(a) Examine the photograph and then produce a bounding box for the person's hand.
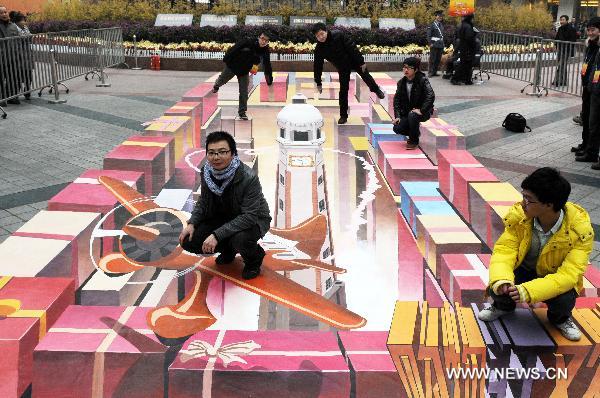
[392,118,400,125]
[411,108,422,115]
[202,234,218,254]
[360,64,366,72]
[179,224,195,245]
[316,84,322,94]
[507,285,521,303]
[497,283,511,295]
[250,64,259,75]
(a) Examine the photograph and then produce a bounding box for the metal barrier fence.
[479,30,585,97]
[0,27,125,119]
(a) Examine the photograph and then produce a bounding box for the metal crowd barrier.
[479,30,585,97]
[0,27,125,119]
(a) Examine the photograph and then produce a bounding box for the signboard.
[200,14,237,27]
[334,17,371,29]
[448,0,475,17]
[154,14,193,27]
[290,16,326,27]
[379,18,416,30]
[245,15,283,26]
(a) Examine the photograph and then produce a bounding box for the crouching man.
[478,167,594,341]
[179,131,272,280]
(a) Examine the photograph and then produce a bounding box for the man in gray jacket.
[0,5,20,106]
[179,131,272,279]
[427,10,445,77]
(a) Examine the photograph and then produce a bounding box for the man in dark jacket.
[451,14,476,85]
[427,10,445,77]
[392,57,435,150]
[0,5,19,106]
[179,131,272,279]
[212,33,273,120]
[554,15,578,86]
[312,22,385,124]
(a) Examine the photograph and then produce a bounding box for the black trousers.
[339,67,379,118]
[585,93,600,159]
[487,265,576,325]
[393,112,426,144]
[581,86,591,149]
[181,220,265,267]
[429,47,443,75]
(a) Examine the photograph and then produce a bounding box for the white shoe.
[478,306,511,322]
[554,318,581,341]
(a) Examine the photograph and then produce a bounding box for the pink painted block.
[0,277,74,398]
[329,72,356,97]
[439,253,491,305]
[419,119,466,164]
[575,297,600,308]
[103,135,175,196]
[377,141,437,195]
[582,265,600,297]
[437,149,481,200]
[144,115,193,162]
[319,81,340,99]
[424,268,448,307]
[397,208,424,301]
[33,306,166,398]
[182,82,218,125]
[173,148,205,190]
[337,331,403,398]
[260,74,288,102]
[164,101,202,148]
[349,102,372,121]
[168,330,351,398]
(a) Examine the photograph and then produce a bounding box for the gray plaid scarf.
[203,155,241,196]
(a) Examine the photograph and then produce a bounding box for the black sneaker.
[242,265,261,280]
[338,117,348,124]
[375,88,385,99]
[576,154,597,162]
[211,85,219,94]
[238,112,249,120]
[571,144,584,153]
[216,252,236,265]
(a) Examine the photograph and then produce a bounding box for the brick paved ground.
[0,68,598,266]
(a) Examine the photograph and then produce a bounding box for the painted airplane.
[96,176,366,345]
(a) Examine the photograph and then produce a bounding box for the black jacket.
[189,162,272,241]
[583,38,599,86]
[556,23,578,57]
[314,30,364,85]
[457,20,476,60]
[393,72,435,119]
[223,38,273,81]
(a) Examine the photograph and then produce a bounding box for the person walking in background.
[312,22,385,124]
[10,11,32,101]
[0,5,19,106]
[451,14,476,86]
[580,18,600,170]
[212,32,273,120]
[427,10,445,77]
[554,15,578,87]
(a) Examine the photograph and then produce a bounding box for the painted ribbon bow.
[179,340,261,367]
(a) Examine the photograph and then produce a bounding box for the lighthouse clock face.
[288,155,315,167]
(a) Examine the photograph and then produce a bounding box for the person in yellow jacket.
[478,167,594,341]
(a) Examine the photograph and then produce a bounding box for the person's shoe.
[238,112,249,120]
[571,143,584,152]
[478,306,512,322]
[375,88,385,99]
[442,73,451,80]
[24,93,31,100]
[7,98,20,105]
[575,150,586,157]
[591,161,600,170]
[338,117,348,125]
[242,264,261,280]
[554,318,581,341]
[405,141,419,150]
[215,252,236,265]
[576,154,597,162]
[464,80,474,85]
[573,115,582,125]
[211,85,219,94]
[450,80,462,85]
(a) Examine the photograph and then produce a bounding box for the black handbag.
[502,113,531,133]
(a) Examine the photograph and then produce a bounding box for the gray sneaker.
[478,306,511,322]
[554,318,581,341]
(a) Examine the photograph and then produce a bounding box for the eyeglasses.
[521,193,539,205]
[259,36,270,43]
[207,150,231,158]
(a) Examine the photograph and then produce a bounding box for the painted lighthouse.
[273,94,335,295]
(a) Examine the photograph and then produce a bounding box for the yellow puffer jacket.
[488,202,594,304]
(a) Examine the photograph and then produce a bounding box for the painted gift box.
[0,276,74,398]
[416,214,482,279]
[104,135,175,196]
[78,267,156,306]
[3,210,100,287]
[379,85,396,117]
[329,71,356,97]
[172,148,205,190]
[199,107,222,147]
[581,265,600,297]
[399,181,455,236]
[469,182,522,249]
[181,82,218,125]
[47,170,144,256]
[164,101,202,148]
[206,73,252,101]
[334,115,365,138]
[372,103,392,123]
[349,102,372,122]
[419,118,465,164]
[337,331,403,398]
[396,209,424,301]
[437,149,498,222]
[144,115,193,162]
[364,123,404,151]
[319,81,341,100]
[439,253,491,305]
[260,73,288,102]
[33,305,167,398]
[298,82,319,99]
[168,329,351,398]
[221,115,253,141]
[377,141,437,195]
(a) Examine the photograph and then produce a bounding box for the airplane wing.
[269,214,327,259]
[98,175,159,215]
[262,250,346,274]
